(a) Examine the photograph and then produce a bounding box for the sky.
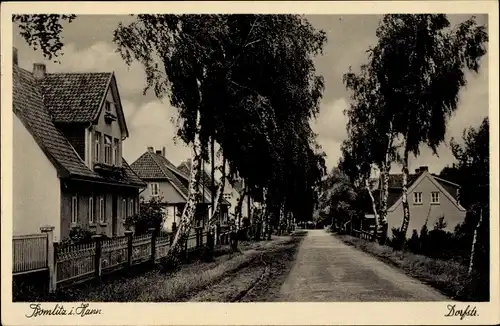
[12,14,489,175]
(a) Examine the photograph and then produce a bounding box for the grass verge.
[18,237,297,302]
[188,234,304,302]
[336,234,487,301]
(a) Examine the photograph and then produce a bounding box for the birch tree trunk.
[365,178,378,238]
[208,157,226,227]
[399,145,411,249]
[163,111,203,270]
[235,188,248,228]
[210,137,215,211]
[468,207,483,275]
[378,164,390,244]
[378,124,393,244]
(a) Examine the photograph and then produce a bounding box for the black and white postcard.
[1,1,499,325]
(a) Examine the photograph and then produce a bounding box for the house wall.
[142,180,186,204]
[161,204,184,232]
[60,180,139,240]
[387,174,466,238]
[223,184,239,217]
[13,115,61,241]
[89,85,124,166]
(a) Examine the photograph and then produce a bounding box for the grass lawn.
[335,234,487,301]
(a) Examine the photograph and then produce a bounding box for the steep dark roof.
[231,179,245,193]
[13,65,145,188]
[130,151,189,199]
[39,72,112,123]
[387,173,419,189]
[177,160,216,190]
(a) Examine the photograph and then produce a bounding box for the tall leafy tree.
[342,63,401,243]
[344,14,487,247]
[113,14,326,260]
[374,15,487,246]
[450,117,489,277]
[13,14,77,62]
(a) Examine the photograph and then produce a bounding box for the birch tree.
[344,14,487,247]
[371,15,487,246]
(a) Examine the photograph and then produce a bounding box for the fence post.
[125,230,133,269]
[149,228,157,264]
[40,225,56,293]
[92,234,103,282]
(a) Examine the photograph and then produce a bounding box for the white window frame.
[71,195,78,224]
[95,132,101,163]
[122,198,127,218]
[129,199,134,216]
[151,183,160,196]
[104,135,112,164]
[413,192,422,204]
[99,196,105,223]
[105,100,112,113]
[111,139,117,165]
[113,139,120,166]
[431,192,440,204]
[88,196,94,224]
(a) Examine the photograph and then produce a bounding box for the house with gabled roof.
[130,147,230,232]
[12,48,146,242]
[177,160,256,226]
[371,166,466,238]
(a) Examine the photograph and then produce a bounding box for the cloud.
[121,100,191,166]
[312,98,349,169]
[13,15,489,176]
[14,39,152,104]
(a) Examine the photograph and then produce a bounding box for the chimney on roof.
[162,147,166,157]
[419,166,429,173]
[415,168,420,174]
[13,47,18,66]
[147,146,154,153]
[33,63,46,79]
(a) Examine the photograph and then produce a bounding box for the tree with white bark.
[342,14,488,248]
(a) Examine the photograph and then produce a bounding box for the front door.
[112,194,118,236]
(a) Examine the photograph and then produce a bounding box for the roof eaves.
[91,72,114,123]
[109,73,130,138]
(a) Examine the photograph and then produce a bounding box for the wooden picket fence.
[13,233,48,274]
[13,224,243,294]
[13,226,224,293]
[352,229,376,241]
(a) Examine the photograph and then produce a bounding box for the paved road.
[276,229,450,301]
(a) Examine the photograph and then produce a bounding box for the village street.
[275,230,450,302]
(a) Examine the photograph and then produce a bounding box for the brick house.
[12,48,146,242]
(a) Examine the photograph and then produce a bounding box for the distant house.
[177,161,256,226]
[373,166,466,238]
[12,48,146,242]
[130,148,230,232]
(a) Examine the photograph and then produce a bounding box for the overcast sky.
[13,14,489,175]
